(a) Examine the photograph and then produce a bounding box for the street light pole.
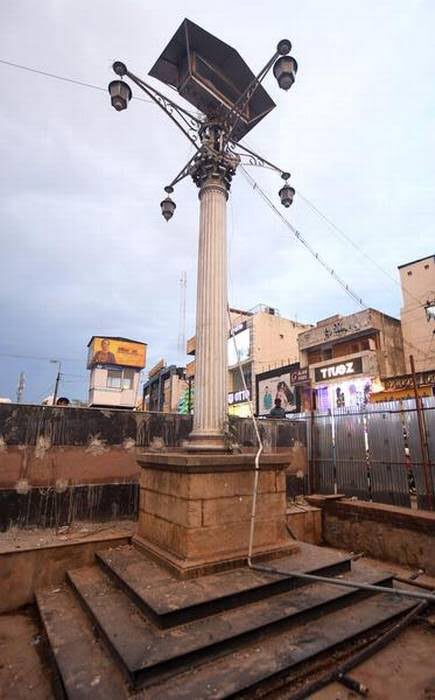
[50,360,62,406]
[108,19,298,450]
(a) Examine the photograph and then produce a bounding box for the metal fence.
[305,396,435,511]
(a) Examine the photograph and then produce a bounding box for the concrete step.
[67,562,394,689]
[36,584,129,700]
[147,583,421,699]
[96,543,353,627]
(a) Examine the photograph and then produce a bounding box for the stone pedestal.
[134,451,298,577]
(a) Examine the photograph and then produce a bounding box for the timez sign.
[314,357,363,382]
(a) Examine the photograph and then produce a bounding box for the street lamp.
[273,56,298,91]
[160,187,176,221]
[279,181,296,207]
[108,19,298,450]
[108,80,132,111]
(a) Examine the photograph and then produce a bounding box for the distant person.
[263,385,273,412]
[269,397,286,418]
[56,397,70,406]
[92,339,116,365]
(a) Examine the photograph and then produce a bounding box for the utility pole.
[50,360,62,406]
[16,371,25,404]
[410,354,434,509]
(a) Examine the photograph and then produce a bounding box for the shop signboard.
[314,357,363,382]
[290,367,310,385]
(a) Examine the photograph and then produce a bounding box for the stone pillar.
[187,175,228,451]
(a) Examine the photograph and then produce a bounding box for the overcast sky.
[1,0,434,403]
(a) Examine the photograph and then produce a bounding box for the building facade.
[187,305,311,417]
[298,309,406,411]
[399,254,435,373]
[142,360,187,413]
[87,336,146,409]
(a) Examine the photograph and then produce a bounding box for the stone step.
[36,584,129,700]
[96,542,353,627]
[146,583,421,699]
[67,562,394,690]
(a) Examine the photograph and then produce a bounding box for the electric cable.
[0,58,152,103]
[297,190,426,310]
[241,167,432,361]
[241,166,367,309]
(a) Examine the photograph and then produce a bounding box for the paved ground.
[0,609,53,700]
[312,625,435,700]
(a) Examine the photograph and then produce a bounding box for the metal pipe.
[286,600,427,700]
[228,306,264,565]
[250,562,435,603]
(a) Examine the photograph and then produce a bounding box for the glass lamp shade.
[273,56,298,91]
[279,183,295,208]
[108,80,132,111]
[160,196,176,221]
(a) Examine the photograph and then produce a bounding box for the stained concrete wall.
[0,404,307,530]
[308,496,435,575]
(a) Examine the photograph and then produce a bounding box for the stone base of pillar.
[134,451,299,578]
[183,431,228,452]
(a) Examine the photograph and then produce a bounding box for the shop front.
[312,356,373,411]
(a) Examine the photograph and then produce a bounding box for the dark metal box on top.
[149,18,275,141]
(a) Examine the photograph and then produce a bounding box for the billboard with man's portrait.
[87,337,146,369]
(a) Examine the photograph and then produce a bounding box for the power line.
[241,167,431,360]
[241,166,367,309]
[0,58,152,104]
[297,190,426,311]
[0,351,82,363]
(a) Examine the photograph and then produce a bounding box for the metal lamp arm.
[223,51,279,143]
[228,139,290,178]
[125,69,203,150]
[165,152,200,190]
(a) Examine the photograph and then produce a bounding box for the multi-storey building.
[399,254,435,373]
[186,304,311,417]
[297,309,406,411]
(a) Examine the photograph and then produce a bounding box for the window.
[107,369,122,388]
[425,264,430,270]
[407,271,412,276]
[122,369,134,390]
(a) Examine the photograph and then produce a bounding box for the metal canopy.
[149,18,275,141]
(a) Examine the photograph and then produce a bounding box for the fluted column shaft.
[188,175,228,450]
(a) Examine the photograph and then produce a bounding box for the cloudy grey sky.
[1,0,434,403]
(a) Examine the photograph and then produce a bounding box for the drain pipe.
[227,307,263,566]
[229,309,435,603]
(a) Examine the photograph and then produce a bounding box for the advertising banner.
[88,337,146,369]
[258,370,297,416]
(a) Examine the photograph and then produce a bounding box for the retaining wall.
[308,495,435,575]
[0,404,307,530]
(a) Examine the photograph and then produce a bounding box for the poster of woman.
[258,372,297,415]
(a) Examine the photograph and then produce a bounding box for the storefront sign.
[383,370,435,391]
[314,357,363,382]
[228,389,250,405]
[290,367,310,385]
